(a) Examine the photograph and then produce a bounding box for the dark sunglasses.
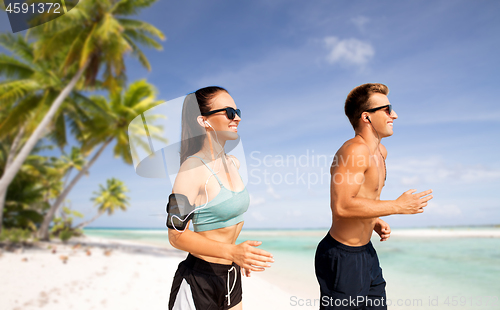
[201,107,241,120]
[365,104,392,115]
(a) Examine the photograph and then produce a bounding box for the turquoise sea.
[84,227,500,310]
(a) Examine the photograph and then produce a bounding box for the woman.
[167,86,274,310]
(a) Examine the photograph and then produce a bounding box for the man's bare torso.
[330,135,387,246]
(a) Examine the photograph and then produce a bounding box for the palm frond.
[0,79,41,104]
[123,79,155,107]
[79,24,97,70]
[118,18,165,42]
[123,29,163,50]
[112,0,157,16]
[0,34,34,63]
[45,110,67,150]
[0,54,35,79]
[123,37,151,70]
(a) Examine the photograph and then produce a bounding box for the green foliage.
[0,0,165,237]
[50,205,83,243]
[58,227,76,243]
[0,228,35,245]
[28,0,165,92]
[1,141,59,230]
[84,79,165,164]
[92,178,130,214]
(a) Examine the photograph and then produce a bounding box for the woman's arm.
[168,227,273,272]
[168,157,273,271]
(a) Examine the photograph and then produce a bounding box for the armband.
[166,193,195,230]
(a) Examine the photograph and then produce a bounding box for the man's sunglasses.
[201,107,241,120]
[365,104,393,115]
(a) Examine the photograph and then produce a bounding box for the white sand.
[387,228,500,238]
[0,236,314,310]
[4,228,495,310]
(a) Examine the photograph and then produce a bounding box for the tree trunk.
[0,123,27,232]
[37,137,113,240]
[5,122,27,171]
[74,211,104,229]
[0,63,88,234]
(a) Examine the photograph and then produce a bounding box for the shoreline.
[3,228,498,309]
[0,234,314,310]
[85,226,500,237]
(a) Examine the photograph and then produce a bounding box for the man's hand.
[374,218,391,241]
[396,189,433,214]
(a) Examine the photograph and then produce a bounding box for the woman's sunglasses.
[201,107,241,120]
[365,104,393,115]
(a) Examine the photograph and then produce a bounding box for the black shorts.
[315,233,387,310]
[168,253,242,310]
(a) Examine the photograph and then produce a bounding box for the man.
[315,83,433,309]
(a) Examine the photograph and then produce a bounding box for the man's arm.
[374,218,391,241]
[331,143,432,219]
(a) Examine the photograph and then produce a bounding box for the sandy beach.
[2,228,499,310]
[0,235,315,310]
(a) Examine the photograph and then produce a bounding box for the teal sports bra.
[187,155,250,232]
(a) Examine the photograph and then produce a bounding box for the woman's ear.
[196,115,208,128]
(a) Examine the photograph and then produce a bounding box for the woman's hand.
[230,240,274,272]
[241,267,251,277]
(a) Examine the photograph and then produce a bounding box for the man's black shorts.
[315,232,387,310]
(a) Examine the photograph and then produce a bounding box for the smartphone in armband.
[166,193,195,230]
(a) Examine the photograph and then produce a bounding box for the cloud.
[324,36,375,66]
[266,184,281,199]
[426,202,462,216]
[400,176,420,186]
[391,157,500,185]
[351,16,370,32]
[249,194,266,206]
[250,211,267,222]
[286,210,303,217]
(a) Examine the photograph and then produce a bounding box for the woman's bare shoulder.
[227,154,240,169]
[172,157,205,201]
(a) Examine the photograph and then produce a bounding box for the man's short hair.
[344,83,389,130]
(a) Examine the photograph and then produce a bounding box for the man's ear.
[196,115,208,128]
[361,112,370,123]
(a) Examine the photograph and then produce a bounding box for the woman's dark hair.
[180,86,228,164]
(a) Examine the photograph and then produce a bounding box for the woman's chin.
[218,130,239,140]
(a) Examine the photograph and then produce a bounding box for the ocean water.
[84,227,500,310]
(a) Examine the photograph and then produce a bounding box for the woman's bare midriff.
[192,221,244,265]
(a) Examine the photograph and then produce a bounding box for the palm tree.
[0,0,165,233]
[75,178,130,229]
[37,79,165,240]
[0,34,93,142]
[0,34,95,232]
[0,138,63,231]
[54,147,87,190]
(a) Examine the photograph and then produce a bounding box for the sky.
[1,0,499,229]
